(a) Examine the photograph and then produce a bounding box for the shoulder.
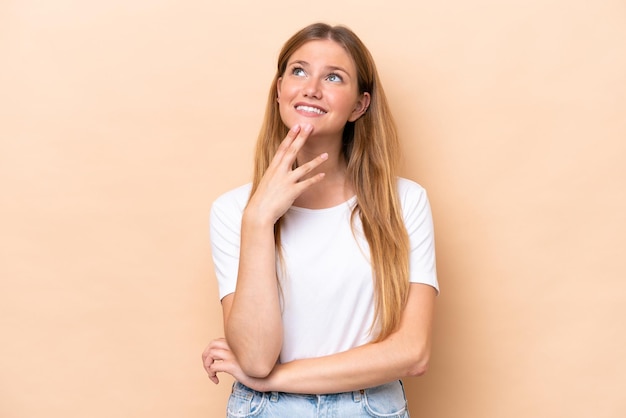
[212,183,252,211]
[395,177,433,226]
[396,176,426,194]
[210,183,252,222]
[396,177,429,207]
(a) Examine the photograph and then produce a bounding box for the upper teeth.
[297,105,326,115]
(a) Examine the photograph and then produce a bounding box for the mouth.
[295,104,327,116]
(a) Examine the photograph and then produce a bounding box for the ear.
[348,92,371,122]
[276,77,283,102]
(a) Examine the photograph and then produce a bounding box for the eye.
[326,73,343,82]
[291,67,306,77]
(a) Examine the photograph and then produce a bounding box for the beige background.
[1,0,625,417]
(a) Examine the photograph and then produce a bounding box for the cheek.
[277,80,297,99]
[332,93,358,113]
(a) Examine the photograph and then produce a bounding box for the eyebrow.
[288,60,352,78]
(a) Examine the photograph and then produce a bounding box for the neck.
[297,140,345,180]
[294,136,354,209]
[296,131,344,169]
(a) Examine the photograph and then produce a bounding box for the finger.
[207,347,233,363]
[284,124,314,162]
[205,356,220,384]
[294,172,326,193]
[203,351,230,376]
[209,358,233,376]
[209,373,219,384]
[210,337,229,349]
[270,124,302,166]
[202,338,230,384]
[202,346,210,363]
[280,124,301,149]
[202,337,227,363]
[203,349,224,373]
[292,152,328,180]
[203,356,214,375]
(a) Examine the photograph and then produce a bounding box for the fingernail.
[321,153,328,160]
[291,124,300,132]
[304,124,313,132]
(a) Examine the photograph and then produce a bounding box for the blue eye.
[292,67,306,76]
[327,73,343,82]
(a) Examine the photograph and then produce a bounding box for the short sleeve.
[209,184,252,300]
[398,178,439,293]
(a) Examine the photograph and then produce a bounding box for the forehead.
[287,39,356,72]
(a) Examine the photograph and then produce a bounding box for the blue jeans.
[226,380,410,417]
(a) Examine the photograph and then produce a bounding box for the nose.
[302,78,321,99]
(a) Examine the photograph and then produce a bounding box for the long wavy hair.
[250,23,410,341]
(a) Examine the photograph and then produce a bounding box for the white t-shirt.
[210,177,438,363]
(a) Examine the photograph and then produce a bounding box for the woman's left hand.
[202,338,268,391]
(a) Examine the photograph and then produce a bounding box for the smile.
[295,105,327,115]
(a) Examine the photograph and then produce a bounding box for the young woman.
[203,22,438,417]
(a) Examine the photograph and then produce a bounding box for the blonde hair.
[251,23,410,341]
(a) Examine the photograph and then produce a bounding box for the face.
[277,39,370,140]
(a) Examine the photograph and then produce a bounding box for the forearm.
[266,336,430,394]
[240,284,436,393]
[225,211,283,377]
[257,331,429,394]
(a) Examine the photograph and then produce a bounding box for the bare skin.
[203,283,436,393]
[202,38,436,394]
[210,40,371,378]
[202,124,437,393]
[219,123,330,378]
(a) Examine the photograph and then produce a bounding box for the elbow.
[224,328,282,379]
[240,359,275,379]
[405,348,430,377]
[233,345,279,378]
[407,358,429,377]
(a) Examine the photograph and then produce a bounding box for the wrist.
[242,207,276,229]
[259,364,281,393]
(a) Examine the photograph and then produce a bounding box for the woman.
[203,22,438,417]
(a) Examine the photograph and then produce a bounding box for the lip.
[294,102,327,116]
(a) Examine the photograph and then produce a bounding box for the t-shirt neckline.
[289,195,357,213]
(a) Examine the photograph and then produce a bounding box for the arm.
[208,283,436,393]
[221,213,281,378]
[220,124,328,377]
